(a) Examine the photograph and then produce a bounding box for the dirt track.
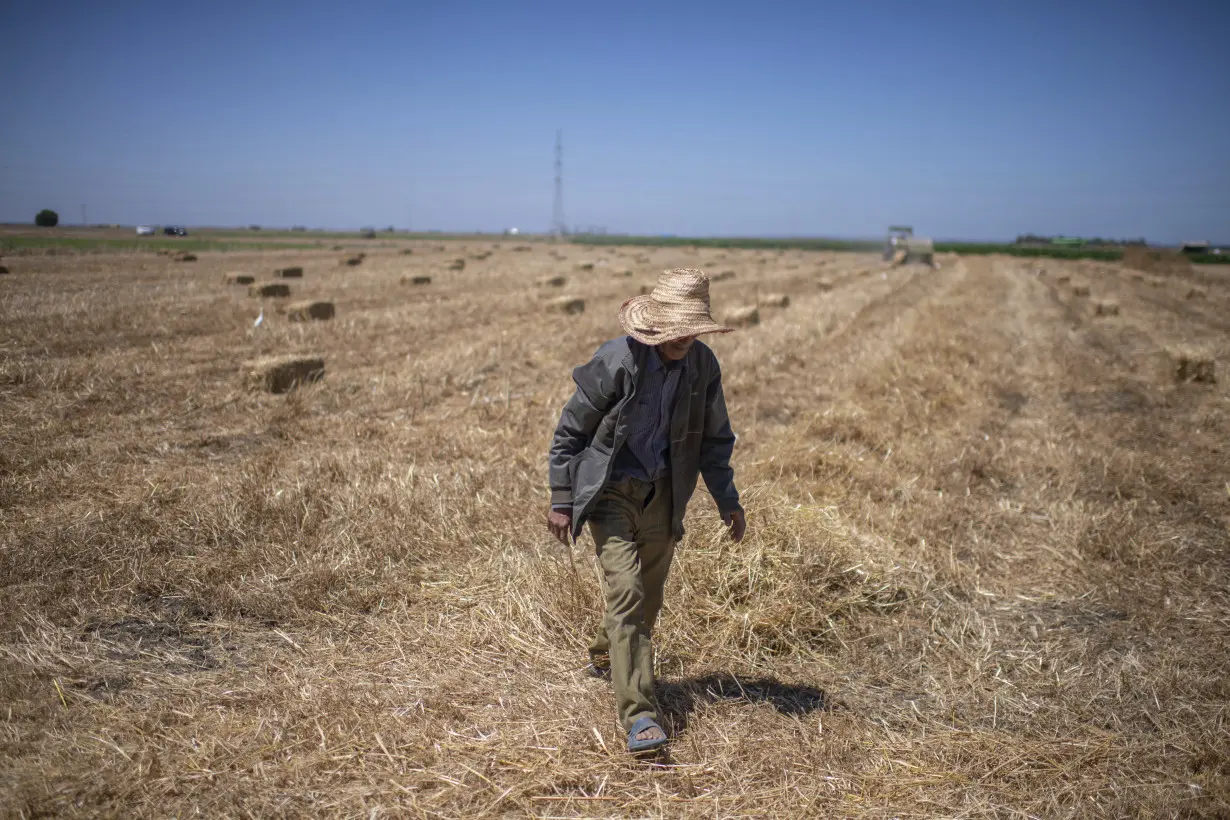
[1,243,1227,816]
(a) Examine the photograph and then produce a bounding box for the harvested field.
[0,243,1228,817]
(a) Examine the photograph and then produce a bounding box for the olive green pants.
[586,475,676,731]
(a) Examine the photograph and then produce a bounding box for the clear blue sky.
[2,0,1227,242]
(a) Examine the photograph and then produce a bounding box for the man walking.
[547,268,746,753]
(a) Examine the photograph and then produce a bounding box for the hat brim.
[618,295,734,346]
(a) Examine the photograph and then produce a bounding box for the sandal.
[586,651,611,680]
[626,716,668,753]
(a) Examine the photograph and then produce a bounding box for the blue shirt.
[610,342,687,483]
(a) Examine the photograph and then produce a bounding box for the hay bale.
[245,356,325,394]
[401,248,414,255]
[576,262,594,271]
[514,245,532,252]
[1056,275,1071,285]
[1071,284,1091,297]
[249,282,291,298]
[1187,288,1207,300]
[176,253,197,262]
[276,266,304,278]
[710,270,736,282]
[759,293,790,308]
[639,284,653,295]
[1175,352,1216,384]
[547,296,585,315]
[449,259,466,271]
[536,275,567,288]
[726,306,760,327]
[1095,301,1119,316]
[470,251,491,261]
[612,270,633,278]
[817,278,834,291]
[403,275,432,286]
[287,300,335,321]
[332,244,344,251]
[224,273,255,285]
[0,265,10,274]
[1124,245,1191,276]
[1131,273,1145,282]
[343,256,363,266]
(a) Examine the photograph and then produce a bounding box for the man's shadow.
[655,673,831,737]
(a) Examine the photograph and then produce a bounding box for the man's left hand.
[721,509,746,542]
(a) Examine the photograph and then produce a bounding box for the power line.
[552,129,566,238]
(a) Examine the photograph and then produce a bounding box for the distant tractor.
[884,225,935,267]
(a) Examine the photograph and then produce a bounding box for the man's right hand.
[547,507,573,546]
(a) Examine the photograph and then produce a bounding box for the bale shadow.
[656,674,831,736]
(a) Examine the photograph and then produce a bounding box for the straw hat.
[618,268,733,346]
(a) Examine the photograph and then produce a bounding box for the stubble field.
[1,238,1227,818]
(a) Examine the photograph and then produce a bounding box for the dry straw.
[286,301,335,322]
[1095,301,1120,316]
[546,295,585,314]
[249,282,291,298]
[726,305,761,327]
[243,355,325,393]
[2,246,1227,818]
[1174,350,1216,384]
[276,267,304,278]
[759,293,791,308]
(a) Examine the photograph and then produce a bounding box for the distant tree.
[360,228,377,239]
[35,209,59,227]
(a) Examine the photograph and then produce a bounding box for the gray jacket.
[548,336,741,540]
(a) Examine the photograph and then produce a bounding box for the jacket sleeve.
[547,350,622,506]
[699,359,741,514]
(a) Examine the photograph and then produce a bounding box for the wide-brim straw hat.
[618,268,733,346]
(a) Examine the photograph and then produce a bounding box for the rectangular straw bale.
[402,275,432,285]
[1175,352,1216,384]
[244,356,325,394]
[287,300,335,321]
[726,306,760,327]
[816,278,834,291]
[536,275,567,288]
[1071,284,1091,297]
[224,273,255,285]
[710,270,736,282]
[176,253,197,262]
[343,256,363,266]
[1056,275,1071,285]
[759,293,791,308]
[1095,301,1119,316]
[276,266,304,278]
[449,259,466,271]
[249,282,291,298]
[547,296,585,315]
[1187,288,1207,300]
